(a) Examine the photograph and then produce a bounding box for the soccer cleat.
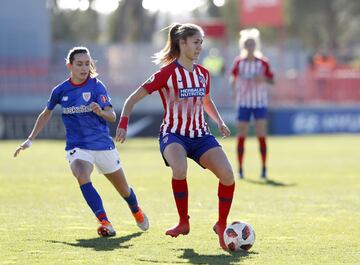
[213,222,228,250]
[97,220,116,237]
[261,167,267,179]
[238,168,244,179]
[165,217,190,237]
[133,207,149,231]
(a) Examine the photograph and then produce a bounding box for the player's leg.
[67,149,114,237]
[254,108,268,179]
[96,149,149,231]
[237,121,248,179]
[161,137,190,237]
[104,169,149,231]
[199,146,235,250]
[236,107,251,179]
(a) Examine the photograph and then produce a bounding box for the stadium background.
[1,0,360,139]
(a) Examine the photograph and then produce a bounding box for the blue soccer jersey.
[47,77,115,151]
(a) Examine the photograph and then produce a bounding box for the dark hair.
[153,23,204,65]
[66,46,98,77]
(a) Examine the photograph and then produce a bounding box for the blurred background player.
[115,23,235,250]
[229,28,274,179]
[13,46,149,237]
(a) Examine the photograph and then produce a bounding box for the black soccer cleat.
[238,168,244,179]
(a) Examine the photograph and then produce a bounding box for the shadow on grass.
[137,248,257,264]
[244,178,296,187]
[178,248,257,265]
[47,232,142,251]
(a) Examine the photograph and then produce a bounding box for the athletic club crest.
[82,92,91,102]
[100,95,107,103]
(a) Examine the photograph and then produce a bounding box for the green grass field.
[1,136,359,265]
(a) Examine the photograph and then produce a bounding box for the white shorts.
[66,148,122,174]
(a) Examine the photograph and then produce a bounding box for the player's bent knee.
[75,175,91,185]
[219,168,235,185]
[171,167,187,179]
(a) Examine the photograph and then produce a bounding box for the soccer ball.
[223,221,255,251]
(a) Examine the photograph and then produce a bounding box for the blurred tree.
[48,0,360,50]
[205,0,221,17]
[196,0,360,51]
[50,0,100,42]
[52,10,100,43]
[107,0,157,42]
[287,0,360,50]
[218,0,241,41]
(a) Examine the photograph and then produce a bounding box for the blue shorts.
[159,133,221,168]
[237,107,267,121]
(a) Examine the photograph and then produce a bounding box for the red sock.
[237,136,245,169]
[258,137,267,168]
[172,178,188,223]
[218,182,235,226]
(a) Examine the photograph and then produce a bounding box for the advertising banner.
[0,112,162,139]
[239,0,284,27]
[269,107,360,135]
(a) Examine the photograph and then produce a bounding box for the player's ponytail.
[153,23,204,66]
[66,46,98,78]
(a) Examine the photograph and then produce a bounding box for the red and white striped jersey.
[142,61,210,138]
[230,56,274,108]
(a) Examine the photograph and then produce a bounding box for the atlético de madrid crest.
[82,92,91,102]
[198,75,206,87]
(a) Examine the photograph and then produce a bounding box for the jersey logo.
[179,87,205,98]
[82,92,91,102]
[69,149,76,155]
[62,96,68,101]
[100,95,107,103]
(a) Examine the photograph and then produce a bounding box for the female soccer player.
[115,23,235,250]
[14,46,149,237]
[229,28,274,179]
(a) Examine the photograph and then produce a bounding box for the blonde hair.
[66,46,98,78]
[153,23,204,65]
[239,28,263,58]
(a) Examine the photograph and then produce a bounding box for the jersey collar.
[175,60,196,72]
[69,75,90,87]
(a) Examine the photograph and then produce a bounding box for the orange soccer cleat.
[133,207,149,231]
[97,220,116,237]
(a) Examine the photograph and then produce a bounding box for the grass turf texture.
[1,135,359,265]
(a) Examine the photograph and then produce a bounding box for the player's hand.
[218,122,231,138]
[115,127,127,143]
[90,102,103,116]
[14,139,32,157]
[254,75,265,83]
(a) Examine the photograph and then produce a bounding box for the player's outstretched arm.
[14,108,52,157]
[115,87,149,143]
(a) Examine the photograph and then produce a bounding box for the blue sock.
[123,188,139,214]
[80,182,108,222]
